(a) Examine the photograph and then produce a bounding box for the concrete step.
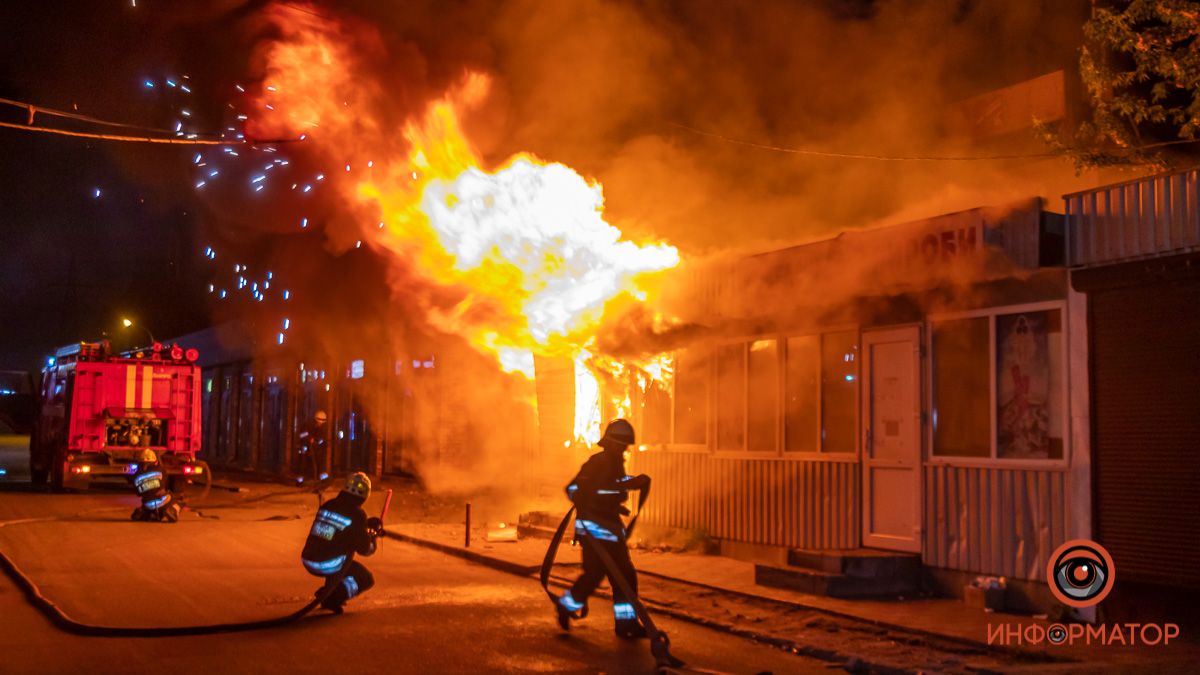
[755,563,917,599]
[787,547,920,579]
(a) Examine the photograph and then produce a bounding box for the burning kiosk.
[585,198,1089,612]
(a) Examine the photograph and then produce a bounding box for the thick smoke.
[190,1,1109,509]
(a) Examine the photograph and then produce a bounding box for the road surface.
[0,441,821,674]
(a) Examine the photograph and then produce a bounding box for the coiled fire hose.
[0,548,352,637]
[0,489,393,637]
[540,482,686,670]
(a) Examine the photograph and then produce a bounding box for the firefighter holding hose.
[300,472,382,614]
[555,419,651,639]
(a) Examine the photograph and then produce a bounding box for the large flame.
[251,4,678,385]
[247,3,680,448]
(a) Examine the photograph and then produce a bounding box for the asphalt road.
[0,442,822,674]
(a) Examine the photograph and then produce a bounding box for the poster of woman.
[996,311,1053,458]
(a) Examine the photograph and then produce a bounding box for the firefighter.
[130,449,181,523]
[300,471,382,614]
[296,410,329,485]
[555,418,651,639]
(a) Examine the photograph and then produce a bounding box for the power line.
[672,123,1200,162]
[0,96,298,145]
[0,97,194,135]
[0,120,247,145]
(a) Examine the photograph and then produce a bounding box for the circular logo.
[1047,624,1068,645]
[1047,539,1115,608]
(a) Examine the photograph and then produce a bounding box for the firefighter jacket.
[566,448,644,540]
[301,491,376,575]
[133,463,172,510]
[297,422,327,455]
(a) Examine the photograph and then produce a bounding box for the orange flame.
[253,5,678,384]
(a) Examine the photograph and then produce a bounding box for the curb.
[385,531,928,674]
[386,530,1068,669]
[383,531,541,576]
[634,567,1046,660]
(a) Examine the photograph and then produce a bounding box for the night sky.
[0,3,243,369]
[0,0,1088,372]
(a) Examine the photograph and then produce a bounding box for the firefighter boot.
[316,580,346,614]
[614,602,647,639]
[162,502,181,523]
[615,619,648,639]
[556,591,586,631]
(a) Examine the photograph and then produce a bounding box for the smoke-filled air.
[191,0,1098,496]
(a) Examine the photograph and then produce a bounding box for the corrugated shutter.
[1090,276,1200,589]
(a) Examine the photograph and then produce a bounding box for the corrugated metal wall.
[629,452,859,549]
[1066,169,1200,267]
[923,465,1066,581]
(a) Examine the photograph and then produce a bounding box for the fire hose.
[540,482,687,671]
[0,488,393,638]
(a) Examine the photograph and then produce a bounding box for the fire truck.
[30,340,204,490]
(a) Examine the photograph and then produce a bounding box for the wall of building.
[627,202,1076,584]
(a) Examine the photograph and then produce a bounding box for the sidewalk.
[387,520,1200,672]
[391,521,1000,643]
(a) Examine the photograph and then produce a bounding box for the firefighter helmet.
[314,410,328,423]
[138,449,158,464]
[601,419,636,446]
[343,472,371,499]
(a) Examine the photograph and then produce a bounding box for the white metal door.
[861,326,922,553]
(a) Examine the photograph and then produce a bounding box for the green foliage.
[1054,1,1200,171]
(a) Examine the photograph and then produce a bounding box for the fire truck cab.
[30,340,203,490]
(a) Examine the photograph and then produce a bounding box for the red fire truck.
[30,340,204,490]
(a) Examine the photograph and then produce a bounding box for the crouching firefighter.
[555,419,652,639]
[130,450,181,523]
[301,472,382,614]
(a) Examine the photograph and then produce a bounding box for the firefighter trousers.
[569,535,639,616]
[318,560,375,608]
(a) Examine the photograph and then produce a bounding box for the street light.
[120,318,156,347]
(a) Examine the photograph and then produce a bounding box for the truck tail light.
[182,465,194,474]
[185,348,199,362]
[71,465,91,474]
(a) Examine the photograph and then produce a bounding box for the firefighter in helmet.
[300,472,382,614]
[296,410,329,485]
[130,449,181,523]
[556,418,651,638]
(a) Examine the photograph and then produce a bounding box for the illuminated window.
[821,331,858,453]
[932,317,991,458]
[716,344,746,450]
[747,339,779,452]
[673,347,708,445]
[932,307,1065,461]
[784,336,819,452]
